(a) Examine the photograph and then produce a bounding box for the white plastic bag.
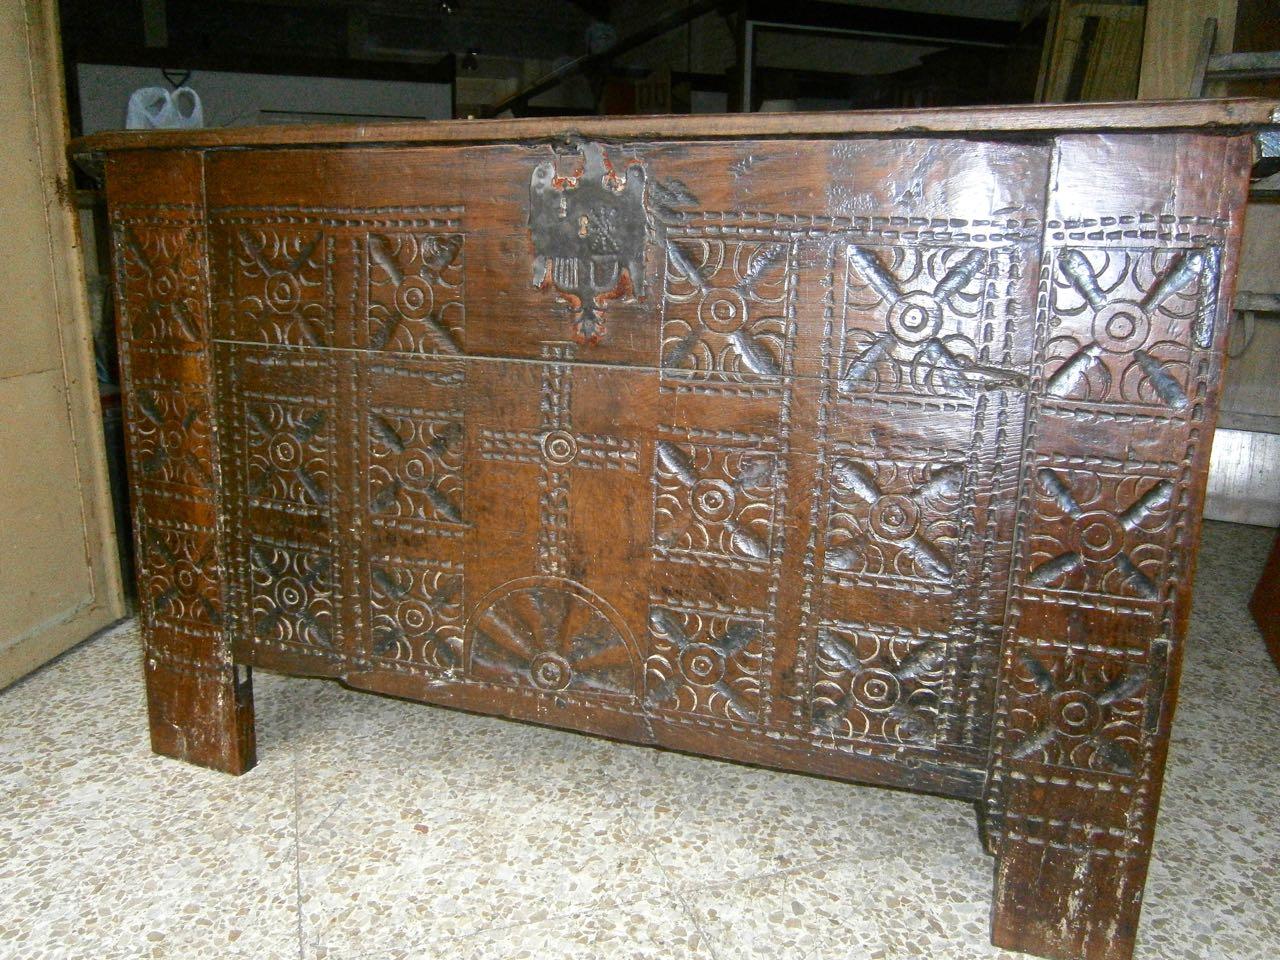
[126,86,203,130]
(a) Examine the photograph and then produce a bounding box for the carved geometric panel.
[248,535,335,652]
[1023,459,1179,610]
[820,445,968,594]
[368,556,464,672]
[367,408,464,533]
[367,232,465,354]
[227,226,333,347]
[1002,642,1148,777]
[1043,246,1218,413]
[836,243,1019,400]
[644,599,768,723]
[138,519,221,633]
[467,577,640,701]
[114,222,206,344]
[659,232,797,394]
[244,398,332,511]
[653,435,780,571]
[128,387,214,492]
[809,621,950,747]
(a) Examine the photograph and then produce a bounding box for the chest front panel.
[110,131,1241,796]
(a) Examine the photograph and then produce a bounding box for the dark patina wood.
[1252,529,1280,671]
[75,99,1276,960]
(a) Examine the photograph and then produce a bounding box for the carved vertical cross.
[478,343,639,576]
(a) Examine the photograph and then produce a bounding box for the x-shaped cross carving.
[368,415,463,524]
[811,629,946,741]
[1010,652,1145,775]
[825,457,964,581]
[237,230,328,346]
[121,225,202,341]
[367,233,463,353]
[145,528,219,625]
[655,441,771,562]
[369,565,462,658]
[1030,468,1174,599]
[663,239,789,377]
[249,545,331,645]
[1047,248,1210,409]
[840,246,1018,393]
[646,607,760,721]
[135,391,211,487]
[246,406,328,506]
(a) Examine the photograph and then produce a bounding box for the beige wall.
[0,0,124,685]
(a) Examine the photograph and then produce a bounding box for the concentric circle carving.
[851,667,902,712]
[691,478,737,524]
[886,291,943,344]
[869,494,921,542]
[1091,299,1152,354]
[541,429,579,466]
[698,290,748,334]
[678,643,727,687]
[529,651,573,690]
[395,274,435,320]
[269,434,304,472]
[265,273,302,313]
[1069,510,1127,563]
[1051,690,1103,737]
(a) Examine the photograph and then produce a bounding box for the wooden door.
[0,0,124,687]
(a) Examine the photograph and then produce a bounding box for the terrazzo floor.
[2,520,1278,960]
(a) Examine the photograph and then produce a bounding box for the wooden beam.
[71,98,1280,158]
[744,0,1020,47]
[483,0,733,117]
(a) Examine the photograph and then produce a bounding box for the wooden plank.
[71,97,1280,160]
[1217,411,1280,435]
[1138,0,1238,100]
[1204,429,1280,527]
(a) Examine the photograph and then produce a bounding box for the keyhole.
[578,214,589,237]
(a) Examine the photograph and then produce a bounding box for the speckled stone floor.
[2,520,1277,960]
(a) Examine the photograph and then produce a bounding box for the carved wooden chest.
[76,99,1277,960]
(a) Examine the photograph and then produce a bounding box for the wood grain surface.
[73,97,1278,157]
